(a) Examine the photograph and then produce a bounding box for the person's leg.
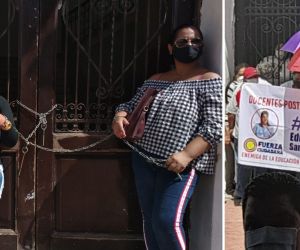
[132,152,160,250]
[151,167,199,250]
[234,138,252,202]
[225,143,235,195]
[235,163,252,200]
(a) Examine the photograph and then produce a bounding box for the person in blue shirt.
[253,111,274,139]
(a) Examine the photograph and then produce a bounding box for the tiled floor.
[225,197,244,250]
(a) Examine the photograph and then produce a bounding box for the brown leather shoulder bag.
[125,88,159,141]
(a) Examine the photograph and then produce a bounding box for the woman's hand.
[166,150,194,174]
[112,115,129,139]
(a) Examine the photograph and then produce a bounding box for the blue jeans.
[132,152,199,250]
[0,165,4,199]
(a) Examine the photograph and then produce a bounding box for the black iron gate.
[54,0,200,134]
[235,0,300,85]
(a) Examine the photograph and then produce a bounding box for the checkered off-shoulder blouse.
[115,78,223,174]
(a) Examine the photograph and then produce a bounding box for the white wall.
[189,0,223,249]
[225,0,235,83]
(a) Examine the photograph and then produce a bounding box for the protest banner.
[238,83,300,172]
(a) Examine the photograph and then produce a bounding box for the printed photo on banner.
[251,108,278,139]
[238,83,300,172]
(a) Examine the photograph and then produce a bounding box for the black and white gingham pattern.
[116,78,223,174]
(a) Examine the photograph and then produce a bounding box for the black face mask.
[172,45,203,63]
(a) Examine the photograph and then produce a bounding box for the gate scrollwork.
[55,0,169,133]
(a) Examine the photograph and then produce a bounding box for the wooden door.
[0,0,199,249]
[45,1,172,249]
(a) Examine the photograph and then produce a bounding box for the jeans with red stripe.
[132,152,199,250]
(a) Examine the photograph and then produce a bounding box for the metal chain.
[14,101,182,180]
[122,139,166,167]
[16,100,56,141]
[15,126,115,153]
[122,140,182,180]
[14,102,162,161]
[15,100,115,153]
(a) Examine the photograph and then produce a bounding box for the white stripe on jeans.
[174,168,196,250]
[0,165,4,199]
[142,213,149,250]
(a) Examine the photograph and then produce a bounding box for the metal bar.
[121,0,128,92]
[259,7,262,74]
[7,0,11,102]
[109,8,116,85]
[85,0,93,131]
[271,0,274,84]
[132,0,139,94]
[96,3,104,132]
[171,0,179,29]
[108,7,117,132]
[276,2,280,85]
[156,0,162,73]
[248,1,252,65]
[63,2,70,131]
[74,0,81,130]
[285,1,291,84]
[144,0,151,78]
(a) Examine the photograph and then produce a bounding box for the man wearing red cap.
[244,67,259,79]
[227,66,271,205]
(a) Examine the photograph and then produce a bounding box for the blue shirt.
[253,123,274,139]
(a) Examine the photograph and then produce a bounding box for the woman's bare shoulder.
[148,71,175,81]
[148,70,221,81]
[199,71,221,80]
[148,73,163,80]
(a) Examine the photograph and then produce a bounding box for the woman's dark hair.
[261,111,269,118]
[233,63,249,81]
[168,24,203,45]
[260,110,270,126]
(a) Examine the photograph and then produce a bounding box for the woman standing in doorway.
[112,24,222,250]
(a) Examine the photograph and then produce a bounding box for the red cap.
[243,67,259,79]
